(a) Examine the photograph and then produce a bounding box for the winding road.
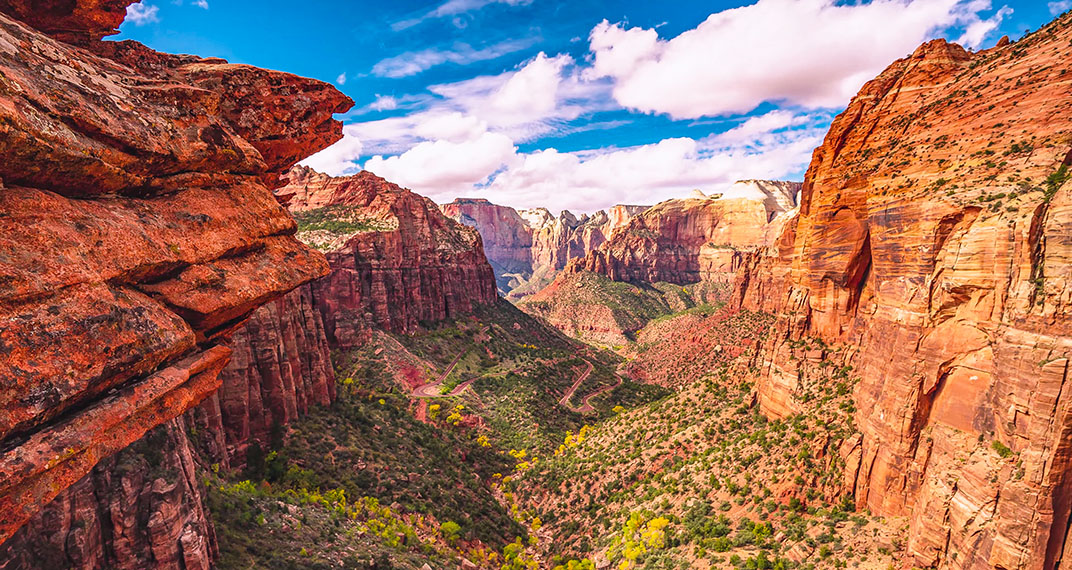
[411,350,471,398]
[410,339,622,412]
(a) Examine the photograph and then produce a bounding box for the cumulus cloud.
[304,0,1016,211]
[587,0,1010,119]
[1050,1,1072,15]
[364,131,517,192]
[193,0,208,8]
[313,52,604,167]
[332,108,825,212]
[958,4,1013,47]
[475,111,827,212]
[372,38,538,78]
[300,126,364,176]
[335,72,347,86]
[125,2,159,25]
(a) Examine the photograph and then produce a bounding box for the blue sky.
[117,0,1061,212]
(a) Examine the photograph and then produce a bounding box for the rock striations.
[440,198,648,298]
[567,180,800,285]
[729,23,1072,570]
[281,167,498,347]
[0,0,348,548]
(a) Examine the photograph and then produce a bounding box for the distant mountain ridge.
[440,198,649,298]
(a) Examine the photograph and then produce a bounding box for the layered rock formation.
[190,284,335,469]
[281,167,499,346]
[729,22,1072,569]
[439,199,534,291]
[568,180,800,285]
[0,0,348,547]
[440,198,647,297]
[0,418,216,570]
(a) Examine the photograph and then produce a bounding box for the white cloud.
[958,4,1013,47]
[393,0,532,31]
[372,38,537,78]
[125,2,159,25]
[326,108,825,213]
[473,111,826,212]
[364,131,518,192]
[369,95,397,111]
[193,0,208,8]
[587,0,1010,120]
[335,72,347,86]
[1049,1,1072,15]
[300,126,364,177]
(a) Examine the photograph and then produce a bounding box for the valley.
[0,2,1070,570]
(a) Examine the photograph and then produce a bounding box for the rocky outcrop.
[0,0,348,546]
[568,181,800,284]
[440,198,648,297]
[731,21,1072,570]
[281,167,499,346]
[0,418,216,570]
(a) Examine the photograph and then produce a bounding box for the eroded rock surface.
[568,181,800,285]
[732,25,1072,569]
[280,167,499,346]
[0,0,349,544]
[440,198,648,298]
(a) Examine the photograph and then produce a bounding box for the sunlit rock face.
[280,167,499,347]
[441,198,649,298]
[732,23,1072,569]
[0,0,350,544]
[566,181,800,285]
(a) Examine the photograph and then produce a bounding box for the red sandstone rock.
[192,284,335,468]
[440,198,648,298]
[440,199,535,291]
[731,22,1072,570]
[280,167,499,345]
[0,418,217,570]
[0,0,349,545]
[0,0,132,44]
[568,181,800,285]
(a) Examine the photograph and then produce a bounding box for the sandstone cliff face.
[569,181,800,285]
[440,199,534,291]
[281,167,499,346]
[732,21,1072,570]
[0,418,216,570]
[0,0,348,545]
[191,284,335,469]
[440,198,648,298]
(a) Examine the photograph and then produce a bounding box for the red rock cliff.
[281,167,499,346]
[0,0,350,544]
[734,21,1072,570]
[570,181,800,284]
[190,284,335,469]
[0,418,217,570]
[440,198,535,292]
[440,198,648,297]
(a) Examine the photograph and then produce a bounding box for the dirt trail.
[410,327,488,399]
[558,360,596,412]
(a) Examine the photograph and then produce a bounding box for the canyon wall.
[0,418,216,570]
[282,167,499,346]
[0,0,349,553]
[3,284,337,570]
[731,22,1072,570]
[440,198,647,298]
[568,181,800,285]
[439,199,534,291]
[190,284,335,469]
